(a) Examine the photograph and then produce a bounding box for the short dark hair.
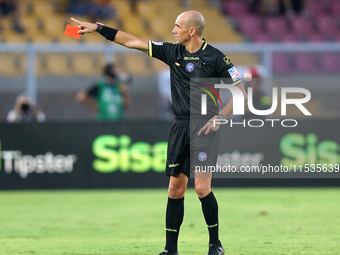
[103,63,116,78]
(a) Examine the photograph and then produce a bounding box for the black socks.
[165,197,184,253]
[199,191,219,245]
[164,192,219,252]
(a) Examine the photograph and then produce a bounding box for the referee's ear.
[189,27,196,37]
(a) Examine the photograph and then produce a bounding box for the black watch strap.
[95,22,104,32]
[216,114,224,120]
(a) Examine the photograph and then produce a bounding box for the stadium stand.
[330,0,340,15]
[264,17,289,35]
[0,0,336,76]
[0,0,245,76]
[225,0,340,43]
[115,53,152,75]
[321,52,340,73]
[38,53,72,75]
[222,0,340,75]
[137,0,162,18]
[2,32,27,43]
[113,0,130,18]
[290,16,314,36]
[272,53,292,74]
[120,14,150,39]
[306,33,327,42]
[306,0,328,17]
[316,16,339,36]
[334,33,340,42]
[32,0,55,17]
[238,15,262,36]
[43,15,66,37]
[278,33,299,43]
[294,53,318,74]
[72,53,104,76]
[1,0,339,120]
[223,0,250,17]
[0,53,25,76]
[251,33,274,43]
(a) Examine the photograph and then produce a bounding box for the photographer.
[76,63,131,121]
[7,95,46,123]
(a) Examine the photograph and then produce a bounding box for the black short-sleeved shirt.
[87,84,99,99]
[148,39,241,116]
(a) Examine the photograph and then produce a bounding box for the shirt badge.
[223,56,231,65]
[198,152,207,162]
[186,63,194,72]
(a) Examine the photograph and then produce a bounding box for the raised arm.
[71,18,149,53]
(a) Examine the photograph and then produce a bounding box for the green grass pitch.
[1,188,340,255]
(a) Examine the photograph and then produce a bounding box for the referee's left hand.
[198,118,220,136]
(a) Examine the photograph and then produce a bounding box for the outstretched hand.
[71,17,97,34]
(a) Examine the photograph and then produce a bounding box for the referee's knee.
[195,183,211,198]
[168,183,186,199]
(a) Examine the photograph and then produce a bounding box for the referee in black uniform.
[72,10,247,255]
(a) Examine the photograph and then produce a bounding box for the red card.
[64,24,81,39]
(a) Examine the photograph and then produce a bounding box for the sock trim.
[207,223,218,228]
[166,228,178,232]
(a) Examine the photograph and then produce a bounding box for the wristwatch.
[216,114,224,120]
[95,22,104,32]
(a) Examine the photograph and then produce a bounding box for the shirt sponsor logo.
[186,63,195,72]
[228,67,240,82]
[168,163,179,168]
[184,57,199,60]
[198,152,207,162]
[152,41,163,45]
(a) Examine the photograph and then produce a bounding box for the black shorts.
[165,116,220,178]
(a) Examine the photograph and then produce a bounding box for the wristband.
[99,25,118,41]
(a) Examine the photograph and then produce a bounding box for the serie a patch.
[228,67,240,82]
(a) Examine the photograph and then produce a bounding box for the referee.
[72,10,247,255]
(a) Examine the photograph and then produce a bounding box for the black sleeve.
[148,41,176,65]
[216,55,242,86]
[87,84,98,99]
[99,26,118,41]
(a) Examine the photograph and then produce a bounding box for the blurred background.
[0,0,340,189]
[1,3,339,254]
[0,0,339,121]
